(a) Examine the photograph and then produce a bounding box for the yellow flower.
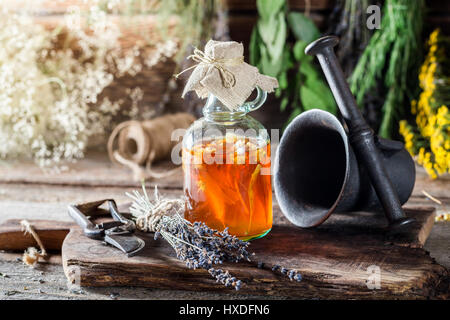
[429,29,440,45]
[411,100,417,114]
[402,28,449,179]
[399,120,416,155]
[435,213,450,222]
[429,45,437,54]
[417,147,425,164]
[445,139,450,150]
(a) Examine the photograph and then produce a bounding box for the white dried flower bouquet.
[0,7,176,168]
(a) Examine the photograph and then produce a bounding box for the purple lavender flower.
[128,185,302,290]
[127,186,251,291]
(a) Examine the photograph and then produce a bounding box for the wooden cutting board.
[0,219,74,251]
[62,205,449,299]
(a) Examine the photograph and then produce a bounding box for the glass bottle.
[182,88,272,241]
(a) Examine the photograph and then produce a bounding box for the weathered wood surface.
[0,153,448,300]
[0,259,278,300]
[0,219,73,251]
[2,224,448,300]
[0,151,183,189]
[61,204,448,299]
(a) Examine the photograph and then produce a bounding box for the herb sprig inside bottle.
[126,185,251,290]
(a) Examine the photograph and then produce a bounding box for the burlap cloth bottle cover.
[177,39,279,110]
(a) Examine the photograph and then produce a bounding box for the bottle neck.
[203,94,246,122]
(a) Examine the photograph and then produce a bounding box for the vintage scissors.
[68,199,145,257]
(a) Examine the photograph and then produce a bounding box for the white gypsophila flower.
[0,4,177,168]
[144,39,178,67]
[0,9,117,166]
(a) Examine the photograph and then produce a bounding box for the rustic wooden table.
[0,151,448,300]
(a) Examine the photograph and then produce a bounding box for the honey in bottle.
[182,88,273,240]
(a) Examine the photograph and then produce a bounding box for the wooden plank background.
[4,1,448,44]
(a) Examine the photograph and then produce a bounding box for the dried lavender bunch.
[127,185,250,290]
[255,261,302,282]
[270,264,302,282]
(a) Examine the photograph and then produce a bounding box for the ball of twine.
[107,112,195,181]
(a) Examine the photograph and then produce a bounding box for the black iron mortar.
[273,36,416,229]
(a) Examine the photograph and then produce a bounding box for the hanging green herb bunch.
[399,29,450,179]
[327,0,380,129]
[249,0,337,124]
[350,0,424,139]
[326,0,376,77]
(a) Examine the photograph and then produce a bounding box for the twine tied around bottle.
[174,47,244,89]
